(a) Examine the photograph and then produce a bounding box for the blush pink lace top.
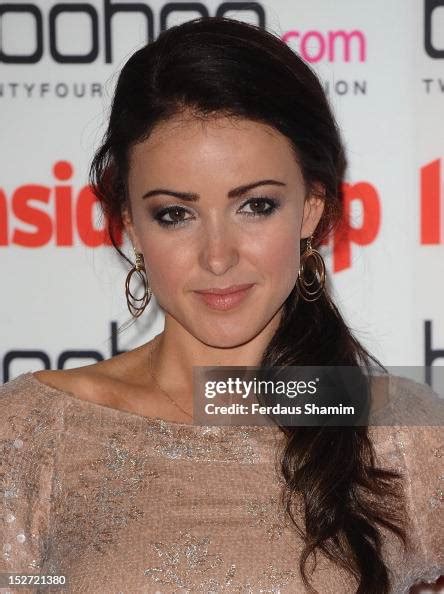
[0,371,443,593]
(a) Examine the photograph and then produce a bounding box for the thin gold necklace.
[147,343,193,421]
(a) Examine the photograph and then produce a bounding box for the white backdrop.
[1,0,443,388]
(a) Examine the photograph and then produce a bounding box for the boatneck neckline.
[25,371,218,429]
[24,371,275,432]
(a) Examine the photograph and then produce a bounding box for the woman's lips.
[193,284,255,310]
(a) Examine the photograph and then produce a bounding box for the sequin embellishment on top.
[0,372,443,593]
[143,529,299,593]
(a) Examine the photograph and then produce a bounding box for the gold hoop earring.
[125,251,152,318]
[296,235,326,302]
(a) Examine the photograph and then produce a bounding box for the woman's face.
[124,113,324,348]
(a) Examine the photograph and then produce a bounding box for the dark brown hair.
[90,16,409,593]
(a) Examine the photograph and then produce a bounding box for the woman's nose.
[198,225,240,276]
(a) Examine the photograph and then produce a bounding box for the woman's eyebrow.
[141,179,286,201]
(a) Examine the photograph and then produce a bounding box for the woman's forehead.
[128,114,301,182]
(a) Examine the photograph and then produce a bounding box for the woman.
[1,16,443,594]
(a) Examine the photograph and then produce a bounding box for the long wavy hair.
[90,16,409,593]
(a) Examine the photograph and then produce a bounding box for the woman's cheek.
[263,231,300,271]
[143,244,191,294]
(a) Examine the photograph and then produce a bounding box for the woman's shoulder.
[0,371,56,409]
[387,371,443,401]
[0,341,153,414]
[391,375,444,584]
[0,374,65,513]
[367,373,442,501]
[379,372,443,463]
[0,365,115,440]
[1,368,89,406]
[368,373,444,585]
[369,371,444,426]
[0,372,69,437]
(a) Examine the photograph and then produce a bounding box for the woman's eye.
[153,197,279,228]
[154,206,192,228]
[239,197,279,217]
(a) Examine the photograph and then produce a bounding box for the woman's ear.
[122,206,142,252]
[300,183,326,239]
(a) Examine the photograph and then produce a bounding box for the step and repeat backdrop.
[1,0,443,388]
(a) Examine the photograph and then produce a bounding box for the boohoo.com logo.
[0,1,266,64]
[0,1,366,65]
[425,0,444,58]
[422,0,444,93]
[282,29,366,63]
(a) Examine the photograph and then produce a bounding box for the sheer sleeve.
[388,374,444,588]
[0,375,61,592]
